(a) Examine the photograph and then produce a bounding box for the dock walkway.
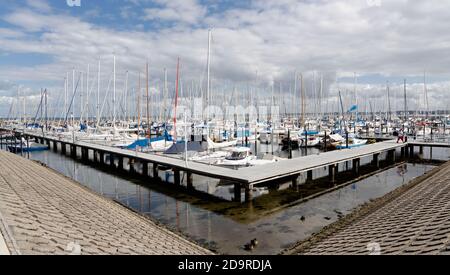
[0,150,212,255]
[296,161,450,255]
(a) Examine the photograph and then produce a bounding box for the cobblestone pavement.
[302,161,450,255]
[0,151,212,255]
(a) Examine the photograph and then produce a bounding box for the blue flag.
[348,105,358,112]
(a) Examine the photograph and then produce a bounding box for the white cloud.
[142,0,207,25]
[25,0,52,13]
[0,0,450,116]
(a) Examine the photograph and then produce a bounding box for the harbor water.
[13,146,445,254]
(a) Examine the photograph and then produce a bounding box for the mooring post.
[304,130,308,150]
[234,183,241,202]
[288,129,292,159]
[26,135,30,159]
[174,169,181,186]
[373,153,380,168]
[187,172,194,190]
[20,134,23,156]
[346,131,349,149]
[352,158,360,176]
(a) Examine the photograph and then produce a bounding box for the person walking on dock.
[397,128,405,143]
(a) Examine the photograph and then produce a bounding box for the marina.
[1,0,450,259]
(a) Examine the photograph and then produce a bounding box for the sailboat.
[8,137,49,153]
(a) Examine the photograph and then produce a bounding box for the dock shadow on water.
[20,148,446,255]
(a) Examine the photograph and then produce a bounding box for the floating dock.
[1,128,449,202]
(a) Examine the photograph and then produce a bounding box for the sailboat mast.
[138,72,141,134]
[387,81,391,121]
[86,64,90,122]
[146,62,150,136]
[206,29,211,121]
[72,68,75,127]
[404,79,408,122]
[97,58,100,125]
[125,70,128,122]
[174,58,180,142]
[164,68,168,123]
[113,54,117,127]
[300,73,305,126]
[423,71,429,118]
[65,73,68,123]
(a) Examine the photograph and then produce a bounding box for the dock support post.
[306,170,313,183]
[129,158,135,174]
[244,185,253,202]
[118,156,123,170]
[292,174,299,188]
[53,141,58,152]
[81,148,88,161]
[142,161,149,177]
[430,147,433,160]
[401,147,405,158]
[61,143,66,154]
[110,154,115,168]
[35,137,39,143]
[373,153,380,168]
[187,172,194,190]
[153,164,159,179]
[234,183,241,202]
[174,169,181,186]
[352,158,360,176]
[419,146,424,155]
[93,150,98,163]
[388,149,396,163]
[409,145,414,157]
[70,145,76,158]
[329,164,336,184]
[99,151,104,165]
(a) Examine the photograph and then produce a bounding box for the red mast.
[173,57,180,142]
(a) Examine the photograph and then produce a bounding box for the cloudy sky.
[1,0,450,117]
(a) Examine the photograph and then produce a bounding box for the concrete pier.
[294,161,450,255]
[0,150,211,255]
